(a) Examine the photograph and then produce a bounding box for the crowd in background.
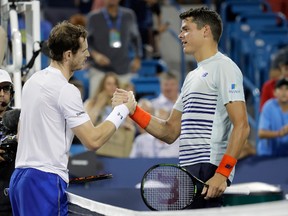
[1,0,288,159]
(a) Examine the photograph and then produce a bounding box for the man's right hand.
[112,88,129,107]
[112,89,137,115]
[124,91,137,115]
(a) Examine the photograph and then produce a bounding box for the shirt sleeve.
[215,60,245,105]
[58,84,90,129]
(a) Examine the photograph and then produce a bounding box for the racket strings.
[142,166,195,211]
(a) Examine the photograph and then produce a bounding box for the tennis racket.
[69,173,112,184]
[141,164,207,211]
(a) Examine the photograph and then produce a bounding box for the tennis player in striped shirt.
[113,7,250,209]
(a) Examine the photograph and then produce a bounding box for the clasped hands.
[112,88,137,115]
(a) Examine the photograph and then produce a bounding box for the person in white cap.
[0,69,15,216]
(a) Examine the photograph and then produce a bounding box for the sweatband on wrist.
[105,104,129,129]
[130,105,151,129]
[216,154,237,178]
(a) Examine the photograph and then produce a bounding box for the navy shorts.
[9,168,68,216]
[184,163,227,209]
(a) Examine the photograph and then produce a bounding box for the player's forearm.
[145,116,176,144]
[130,106,180,143]
[226,122,250,159]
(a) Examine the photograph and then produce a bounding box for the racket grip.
[195,181,207,197]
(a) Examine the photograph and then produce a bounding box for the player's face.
[275,85,288,104]
[71,37,90,71]
[178,18,205,55]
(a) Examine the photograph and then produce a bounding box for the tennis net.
[67,192,288,216]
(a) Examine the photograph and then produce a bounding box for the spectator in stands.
[151,72,179,112]
[0,69,16,216]
[84,72,136,157]
[86,0,142,97]
[130,98,179,158]
[267,0,288,20]
[84,72,120,124]
[69,13,87,27]
[258,77,288,157]
[123,0,169,59]
[260,46,288,111]
[91,0,105,12]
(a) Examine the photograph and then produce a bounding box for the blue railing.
[243,76,260,139]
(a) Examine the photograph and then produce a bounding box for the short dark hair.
[47,21,87,61]
[275,77,288,89]
[179,7,223,43]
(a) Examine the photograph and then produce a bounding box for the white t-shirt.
[15,66,90,182]
[173,52,245,180]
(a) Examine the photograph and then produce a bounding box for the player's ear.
[63,50,72,61]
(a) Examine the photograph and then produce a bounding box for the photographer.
[0,69,16,216]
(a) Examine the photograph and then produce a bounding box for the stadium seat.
[229,12,287,64]
[131,76,160,100]
[220,0,271,52]
[137,59,168,77]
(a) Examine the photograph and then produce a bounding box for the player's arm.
[72,92,137,151]
[72,120,117,151]
[203,101,250,199]
[225,101,250,158]
[112,88,181,143]
[143,108,182,144]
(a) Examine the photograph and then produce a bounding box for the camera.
[0,109,20,167]
[0,135,17,165]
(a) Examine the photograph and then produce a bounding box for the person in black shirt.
[0,69,15,216]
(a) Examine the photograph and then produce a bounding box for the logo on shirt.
[229,83,240,93]
[76,111,85,116]
[202,72,208,77]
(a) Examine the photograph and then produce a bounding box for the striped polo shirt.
[173,52,245,179]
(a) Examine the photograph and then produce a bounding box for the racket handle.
[195,181,208,196]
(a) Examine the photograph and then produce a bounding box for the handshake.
[112,88,137,115]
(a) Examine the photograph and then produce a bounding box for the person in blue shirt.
[258,77,288,156]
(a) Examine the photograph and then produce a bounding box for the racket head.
[69,173,113,184]
[140,164,201,211]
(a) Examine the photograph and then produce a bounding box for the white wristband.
[105,104,129,129]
